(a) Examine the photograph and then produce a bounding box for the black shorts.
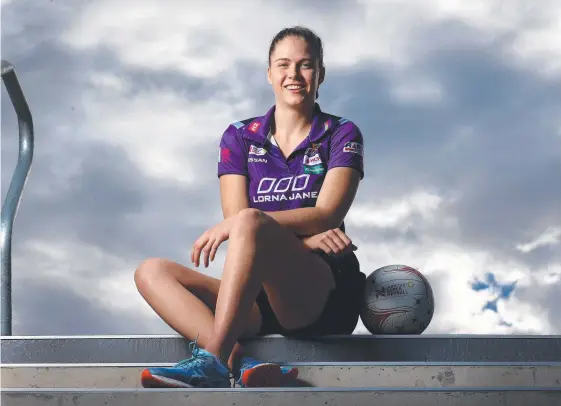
[255,251,366,337]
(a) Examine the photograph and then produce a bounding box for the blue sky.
[1,0,560,336]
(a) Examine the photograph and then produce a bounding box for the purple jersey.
[217,103,364,215]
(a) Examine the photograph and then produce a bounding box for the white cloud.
[428,0,530,31]
[15,239,151,316]
[59,0,561,117]
[61,0,321,76]
[346,190,557,335]
[509,9,561,77]
[13,236,232,334]
[516,227,561,253]
[428,0,561,77]
[59,0,428,73]
[16,232,556,336]
[89,72,128,93]
[4,0,560,337]
[78,71,254,184]
[346,191,452,230]
[4,0,559,83]
[389,76,445,104]
[352,236,554,335]
[523,262,561,286]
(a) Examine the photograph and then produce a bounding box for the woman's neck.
[272,102,315,141]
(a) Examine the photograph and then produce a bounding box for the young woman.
[135,26,366,389]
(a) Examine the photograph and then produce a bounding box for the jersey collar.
[241,103,333,145]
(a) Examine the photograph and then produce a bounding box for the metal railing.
[1,60,34,336]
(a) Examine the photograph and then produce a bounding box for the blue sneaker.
[235,357,298,387]
[141,340,232,388]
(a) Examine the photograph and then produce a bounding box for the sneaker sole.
[241,363,284,387]
[282,366,299,382]
[141,369,193,388]
[141,369,230,389]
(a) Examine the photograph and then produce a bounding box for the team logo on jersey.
[343,141,363,156]
[249,145,267,156]
[303,146,325,174]
[248,121,261,133]
[304,142,321,156]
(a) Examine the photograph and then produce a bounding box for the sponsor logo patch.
[220,147,230,163]
[248,157,267,163]
[304,164,325,174]
[248,121,261,133]
[249,145,267,156]
[343,141,363,156]
[253,175,317,203]
[303,153,322,166]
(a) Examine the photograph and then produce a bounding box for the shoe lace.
[174,335,207,369]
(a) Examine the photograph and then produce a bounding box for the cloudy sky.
[1,0,560,338]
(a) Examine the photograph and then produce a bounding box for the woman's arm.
[265,166,360,235]
[266,121,364,236]
[216,120,364,236]
[220,174,250,219]
[217,123,251,219]
[219,168,359,237]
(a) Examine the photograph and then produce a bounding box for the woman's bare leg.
[134,258,263,370]
[204,208,336,362]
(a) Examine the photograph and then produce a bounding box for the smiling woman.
[134,26,367,389]
[268,26,324,106]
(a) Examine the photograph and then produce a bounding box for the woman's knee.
[135,258,217,295]
[231,208,270,237]
[134,258,176,290]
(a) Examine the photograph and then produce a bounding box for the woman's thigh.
[258,252,365,336]
[140,258,263,336]
[246,212,338,331]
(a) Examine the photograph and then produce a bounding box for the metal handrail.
[1,60,34,336]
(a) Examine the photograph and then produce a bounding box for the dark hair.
[268,26,324,98]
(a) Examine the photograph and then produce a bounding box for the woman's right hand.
[302,229,357,257]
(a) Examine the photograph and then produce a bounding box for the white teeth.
[286,85,304,90]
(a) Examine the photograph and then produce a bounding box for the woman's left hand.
[191,216,236,268]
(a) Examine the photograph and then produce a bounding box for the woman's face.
[268,36,324,109]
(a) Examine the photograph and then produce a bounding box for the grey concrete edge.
[3,361,561,368]
[3,334,561,339]
[3,386,561,393]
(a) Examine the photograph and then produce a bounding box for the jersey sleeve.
[217,124,248,178]
[327,121,365,179]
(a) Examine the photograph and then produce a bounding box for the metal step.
[3,362,561,389]
[3,334,561,363]
[2,387,561,406]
